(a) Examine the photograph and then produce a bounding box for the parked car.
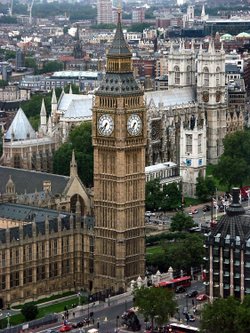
[175,286,186,293]
[196,293,208,301]
[188,314,196,322]
[72,322,84,328]
[186,290,198,298]
[189,209,198,215]
[59,324,72,332]
[145,211,156,217]
[202,205,210,212]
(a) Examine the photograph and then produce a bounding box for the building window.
[174,66,180,85]
[186,66,191,85]
[0,275,6,290]
[10,271,19,288]
[24,268,32,284]
[186,134,192,154]
[204,67,209,87]
[198,134,202,154]
[216,67,220,86]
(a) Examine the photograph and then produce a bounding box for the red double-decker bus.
[157,276,191,289]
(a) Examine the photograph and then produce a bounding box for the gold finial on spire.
[117,0,122,20]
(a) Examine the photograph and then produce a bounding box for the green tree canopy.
[200,297,240,333]
[40,61,63,74]
[133,286,177,327]
[214,130,250,190]
[196,175,216,202]
[21,302,38,321]
[145,179,162,211]
[145,180,181,212]
[163,233,205,272]
[127,23,152,32]
[53,122,93,186]
[161,182,181,211]
[170,212,195,232]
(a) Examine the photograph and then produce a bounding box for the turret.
[39,98,47,134]
[70,150,78,178]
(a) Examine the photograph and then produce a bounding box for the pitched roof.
[0,166,69,195]
[107,11,131,57]
[5,107,36,141]
[145,87,196,107]
[63,98,92,120]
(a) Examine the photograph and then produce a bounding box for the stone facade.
[92,12,146,293]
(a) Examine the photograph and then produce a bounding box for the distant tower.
[51,88,57,125]
[39,99,47,135]
[73,25,83,59]
[97,0,113,24]
[197,40,227,164]
[93,10,147,292]
[168,40,196,89]
[16,49,25,70]
[180,115,207,197]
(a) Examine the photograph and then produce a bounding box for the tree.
[53,122,93,186]
[0,80,8,88]
[161,182,181,211]
[196,175,216,202]
[21,302,38,321]
[133,286,176,328]
[145,179,162,211]
[213,130,250,190]
[163,233,205,273]
[200,297,240,333]
[170,212,195,232]
[40,61,63,74]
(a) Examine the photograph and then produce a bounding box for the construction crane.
[9,0,13,16]
[27,0,35,25]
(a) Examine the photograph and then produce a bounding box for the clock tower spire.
[92,11,147,292]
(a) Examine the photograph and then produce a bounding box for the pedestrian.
[192,299,194,307]
[73,312,75,318]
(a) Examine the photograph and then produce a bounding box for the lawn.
[146,245,164,256]
[0,297,81,328]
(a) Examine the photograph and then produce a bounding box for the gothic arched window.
[174,66,180,85]
[204,67,209,87]
[216,67,220,86]
[186,65,191,85]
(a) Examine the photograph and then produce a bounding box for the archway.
[70,194,85,215]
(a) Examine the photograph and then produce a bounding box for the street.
[33,280,205,333]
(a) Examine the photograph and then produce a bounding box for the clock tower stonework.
[92,12,147,292]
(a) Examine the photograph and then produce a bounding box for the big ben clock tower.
[92,10,147,292]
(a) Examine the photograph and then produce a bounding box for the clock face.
[127,114,142,136]
[98,114,114,136]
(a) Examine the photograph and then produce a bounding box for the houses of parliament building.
[0,11,146,309]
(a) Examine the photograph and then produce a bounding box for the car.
[196,293,208,301]
[186,290,198,298]
[59,324,72,332]
[188,314,196,322]
[145,211,155,217]
[175,286,186,293]
[202,205,210,212]
[189,209,198,215]
[72,322,84,328]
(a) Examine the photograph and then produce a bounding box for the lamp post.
[88,295,92,325]
[116,315,119,333]
[7,313,10,328]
